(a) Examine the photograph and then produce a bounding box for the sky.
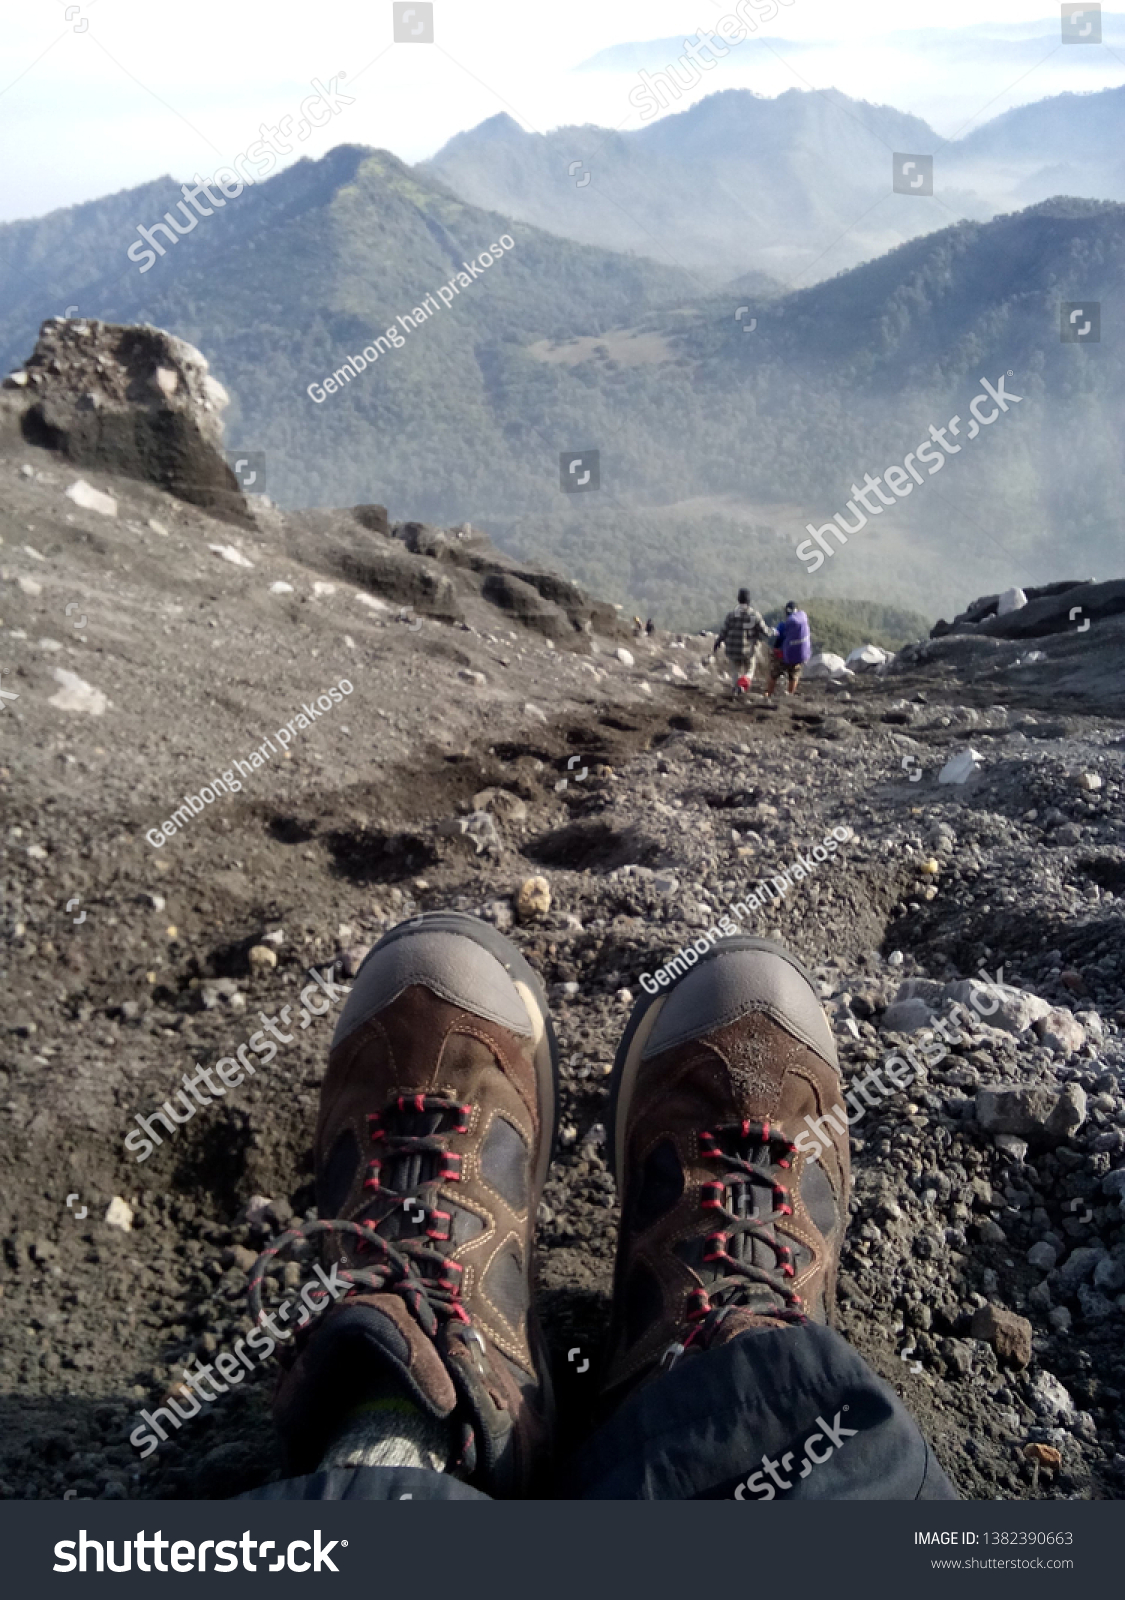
[1,1,1123,222]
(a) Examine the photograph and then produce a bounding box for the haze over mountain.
[423,84,1125,287]
[571,14,1125,145]
[1,146,1122,626]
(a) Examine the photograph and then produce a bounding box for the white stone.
[202,374,230,410]
[1035,1009,1087,1056]
[313,581,337,597]
[147,519,169,536]
[946,978,1052,1035]
[354,592,388,610]
[48,668,109,715]
[615,647,635,667]
[208,543,254,567]
[37,638,64,651]
[938,748,984,785]
[994,1134,1028,1160]
[804,652,852,680]
[997,586,1028,615]
[104,1196,134,1232]
[243,1195,276,1228]
[153,365,180,398]
[269,581,294,594]
[65,478,117,517]
[1028,1371,1075,1423]
[845,643,891,672]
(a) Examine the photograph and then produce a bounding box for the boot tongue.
[693,1132,791,1317]
[727,1146,780,1277]
[308,1293,460,1417]
[365,1104,447,1244]
[704,1306,793,1344]
[271,1293,461,1474]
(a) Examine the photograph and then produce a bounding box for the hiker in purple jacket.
[767,602,811,698]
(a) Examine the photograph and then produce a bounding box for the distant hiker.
[713,588,771,693]
[767,602,812,698]
[632,615,644,637]
[645,618,655,637]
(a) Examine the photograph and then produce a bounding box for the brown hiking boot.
[251,912,559,1496]
[603,936,849,1398]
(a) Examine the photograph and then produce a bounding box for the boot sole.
[354,910,560,1194]
[608,936,831,1181]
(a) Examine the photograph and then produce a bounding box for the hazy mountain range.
[576,14,1125,75]
[422,83,1125,286]
[1,81,1123,626]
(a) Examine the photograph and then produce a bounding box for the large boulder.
[481,572,571,639]
[933,578,1125,641]
[891,633,1011,672]
[352,504,390,536]
[2,318,251,524]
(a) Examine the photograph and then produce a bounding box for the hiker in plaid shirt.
[713,589,774,692]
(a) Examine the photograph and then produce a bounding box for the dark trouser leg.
[564,1324,958,1501]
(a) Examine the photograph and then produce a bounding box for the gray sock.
[318,1398,452,1473]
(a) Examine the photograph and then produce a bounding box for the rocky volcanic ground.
[1,331,1124,1504]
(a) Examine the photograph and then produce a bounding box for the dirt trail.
[2,425,1124,1502]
